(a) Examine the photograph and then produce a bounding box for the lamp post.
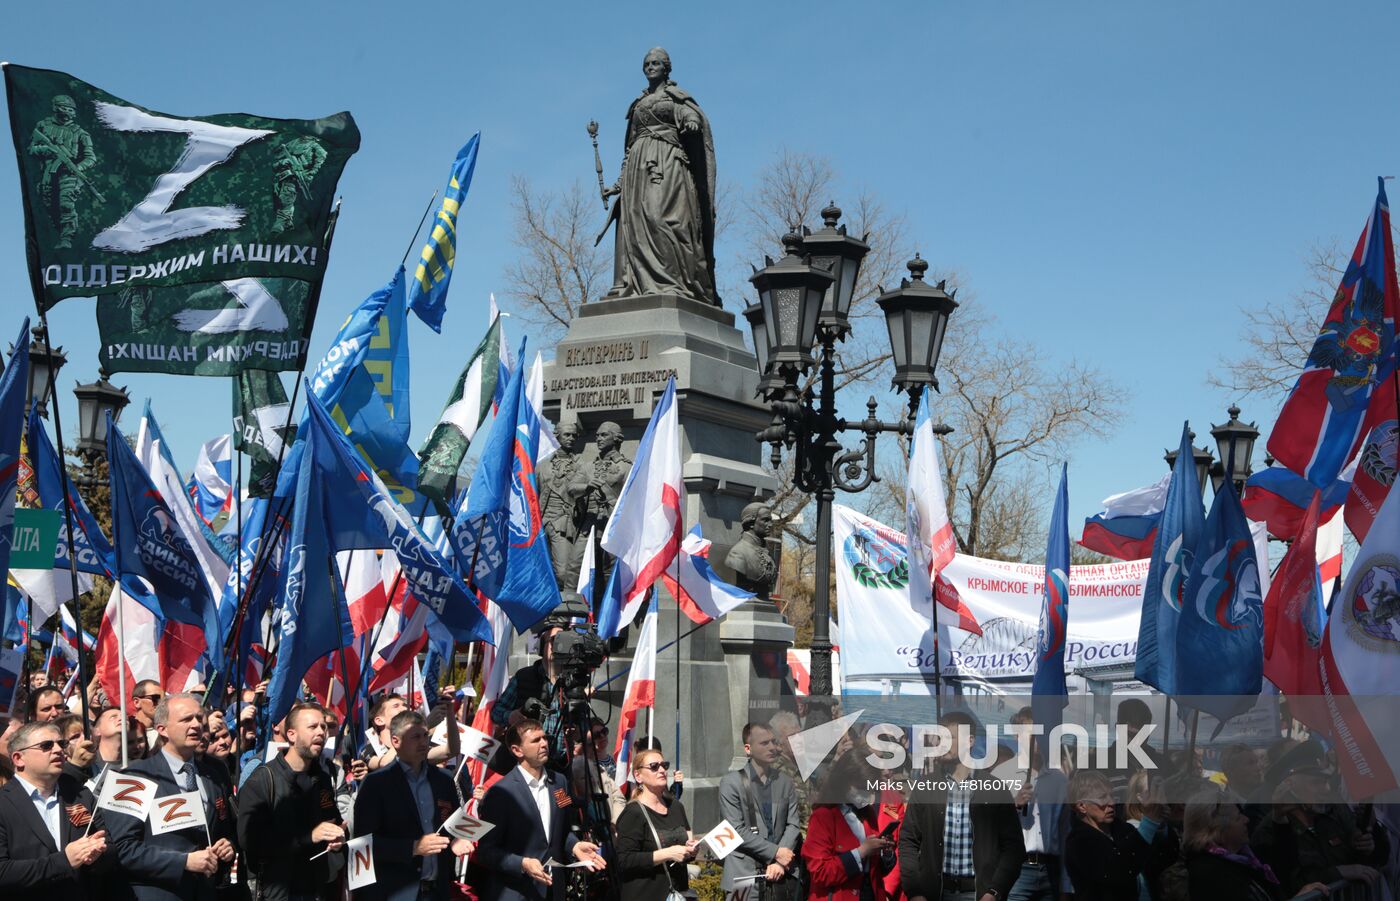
[1162,406,1259,496]
[1210,404,1259,494]
[9,325,66,419]
[745,207,957,706]
[71,372,129,489]
[1163,432,1215,499]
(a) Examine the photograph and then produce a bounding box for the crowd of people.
[0,663,1394,901]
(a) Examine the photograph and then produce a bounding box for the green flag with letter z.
[2,63,359,310]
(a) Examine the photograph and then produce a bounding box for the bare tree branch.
[502,177,611,346]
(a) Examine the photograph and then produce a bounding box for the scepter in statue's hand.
[588,121,608,209]
[590,120,622,246]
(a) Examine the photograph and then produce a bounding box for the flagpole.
[592,619,714,691]
[646,594,654,747]
[229,441,247,786]
[673,542,681,777]
[116,584,129,767]
[36,314,93,734]
[400,190,439,269]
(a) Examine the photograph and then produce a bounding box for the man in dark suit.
[0,720,110,900]
[474,718,606,901]
[352,709,474,900]
[897,712,1024,901]
[104,692,238,901]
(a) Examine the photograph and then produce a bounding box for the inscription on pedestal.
[550,337,677,412]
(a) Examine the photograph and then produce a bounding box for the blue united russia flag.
[408,135,481,332]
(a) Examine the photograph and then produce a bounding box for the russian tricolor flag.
[1079,475,1168,561]
[186,435,234,530]
[1241,462,1352,540]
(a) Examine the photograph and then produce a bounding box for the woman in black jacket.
[1064,771,1152,901]
[614,748,698,901]
[1181,788,1329,901]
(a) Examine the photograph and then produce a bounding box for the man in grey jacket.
[717,722,801,900]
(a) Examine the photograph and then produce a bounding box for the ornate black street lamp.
[745,209,957,704]
[1210,404,1259,494]
[1162,406,1258,497]
[73,372,130,456]
[9,325,67,419]
[71,372,129,492]
[1163,433,1215,500]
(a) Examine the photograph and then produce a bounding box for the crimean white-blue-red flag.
[1080,475,1168,562]
[613,599,658,790]
[1032,465,1071,714]
[598,378,683,640]
[1135,424,1206,694]
[1176,470,1264,724]
[576,526,597,613]
[1268,179,1399,491]
[660,524,752,625]
[907,385,957,622]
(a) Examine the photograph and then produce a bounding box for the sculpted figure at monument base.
[539,420,587,594]
[725,502,778,600]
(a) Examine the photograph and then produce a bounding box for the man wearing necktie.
[0,720,111,900]
[105,693,239,901]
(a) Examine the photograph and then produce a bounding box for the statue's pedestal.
[526,293,792,825]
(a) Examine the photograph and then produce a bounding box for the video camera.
[550,624,608,711]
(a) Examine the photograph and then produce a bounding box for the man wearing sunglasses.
[0,720,111,900]
[131,681,164,751]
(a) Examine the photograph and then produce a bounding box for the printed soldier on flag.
[26,93,96,249]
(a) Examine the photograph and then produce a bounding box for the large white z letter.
[173,279,288,334]
[92,102,272,253]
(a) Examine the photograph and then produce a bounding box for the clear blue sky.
[1,1,1396,532]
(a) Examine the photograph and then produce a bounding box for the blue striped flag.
[408,135,481,332]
